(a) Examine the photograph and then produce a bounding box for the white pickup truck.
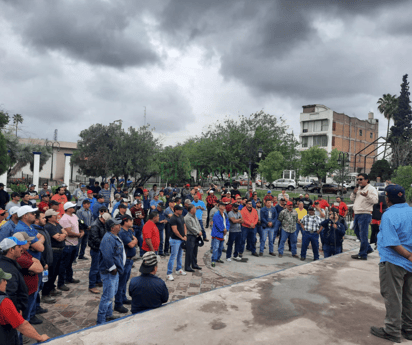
[298,178,318,187]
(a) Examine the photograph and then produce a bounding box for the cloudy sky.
[0,0,410,146]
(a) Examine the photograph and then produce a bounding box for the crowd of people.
[1,174,412,343]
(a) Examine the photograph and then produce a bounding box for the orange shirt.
[240,207,258,228]
[51,194,68,216]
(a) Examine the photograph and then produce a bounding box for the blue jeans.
[240,226,256,254]
[114,259,133,308]
[260,227,275,253]
[133,225,144,257]
[296,223,303,239]
[353,214,372,258]
[323,244,342,258]
[97,272,119,325]
[301,232,320,260]
[24,291,38,322]
[167,238,183,275]
[198,219,207,239]
[89,248,102,289]
[226,232,242,259]
[278,229,297,255]
[211,238,224,262]
[58,245,77,287]
[255,225,262,243]
[78,231,89,258]
[158,227,164,255]
[273,220,281,244]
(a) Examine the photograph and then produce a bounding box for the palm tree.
[12,113,23,136]
[377,94,398,159]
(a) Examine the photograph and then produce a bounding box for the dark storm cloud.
[158,0,410,99]
[1,0,160,68]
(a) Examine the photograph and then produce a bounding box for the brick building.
[299,104,379,173]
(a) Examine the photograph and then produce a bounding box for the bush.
[9,184,27,194]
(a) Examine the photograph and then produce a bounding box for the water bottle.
[42,270,49,283]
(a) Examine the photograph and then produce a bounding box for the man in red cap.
[277,201,299,258]
[181,184,191,199]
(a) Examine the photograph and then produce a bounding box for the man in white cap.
[0,207,19,242]
[57,202,83,290]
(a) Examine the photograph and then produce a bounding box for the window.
[332,137,335,146]
[313,135,328,147]
[370,132,373,139]
[332,121,336,131]
[303,122,309,133]
[314,120,322,132]
[321,119,328,131]
[359,129,363,136]
[302,136,308,147]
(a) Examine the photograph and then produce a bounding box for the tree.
[390,74,412,168]
[392,165,412,201]
[368,159,393,181]
[377,94,398,159]
[0,133,10,175]
[12,114,23,136]
[0,110,9,130]
[300,147,340,192]
[73,122,161,185]
[258,151,284,182]
[159,145,192,184]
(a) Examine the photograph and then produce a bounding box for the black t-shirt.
[91,186,101,194]
[169,214,185,240]
[45,222,65,248]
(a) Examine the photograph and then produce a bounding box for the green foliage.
[0,133,10,175]
[392,165,412,201]
[0,110,10,130]
[9,184,27,194]
[258,151,284,182]
[301,147,340,185]
[159,145,192,183]
[73,122,161,185]
[377,94,398,158]
[369,159,393,181]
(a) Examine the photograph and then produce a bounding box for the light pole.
[45,139,60,182]
[337,152,349,196]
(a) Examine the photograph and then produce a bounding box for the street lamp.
[337,152,349,196]
[45,139,60,182]
[241,138,263,190]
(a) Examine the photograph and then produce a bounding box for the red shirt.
[16,251,39,295]
[130,206,145,227]
[51,194,68,216]
[142,220,160,252]
[0,297,25,327]
[263,195,274,202]
[313,199,330,210]
[38,201,50,213]
[337,202,348,217]
[206,195,218,207]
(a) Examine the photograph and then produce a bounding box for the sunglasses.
[357,178,364,181]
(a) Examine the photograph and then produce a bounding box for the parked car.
[303,182,321,193]
[234,178,252,187]
[322,183,347,195]
[298,178,318,187]
[266,178,296,190]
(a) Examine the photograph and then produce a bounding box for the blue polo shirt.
[155,209,166,231]
[0,220,16,242]
[150,199,160,209]
[191,200,206,220]
[118,228,136,258]
[13,221,41,260]
[378,203,412,272]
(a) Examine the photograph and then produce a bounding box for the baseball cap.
[61,183,67,187]
[185,184,190,187]
[29,184,36,187]
[99,205,108,212]
[299,194,303,197]
[0,268,12,280]
[17,205,38,218]
[50,200,60,206]
[106,218,122,229]
[209,190,214,193]
[41,194,49,199]
[174,204,183,211]
[8,206,20,218]
[0,183,4,187]
[101,213,111,221]
[0,236,27,250]
[14,232,35,242]
[64,202,77,210]
[87,190,93,194]
[97,194,104,199]
[45,209,60,217]
[81,184,86,188]
[385,184,406,202]
[139,251,159,274]
[267,190,271,194]
[143,189,148,193]
[308,206,315,211]
[318,194,322,198]
[286,201,293,206]
[135,193,141,197]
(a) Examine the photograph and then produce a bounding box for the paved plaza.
[27,226,363,344]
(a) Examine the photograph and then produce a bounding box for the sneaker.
[211,262,216,267]
[259,253,263,256]
[78,256,89,260]
[239,253,243,258]
[36,307,48,314]
[232,256,240,261]
[217,259,224,264]
[300,257,306,261]
[167,275,174,281]
[356,239,360,242]
[222,248,227,253]
[402,328,412,340]
[58,285,70,291]
[177,269,187,276]
[370,326,401,343]
[50,289,62,296]
[41,295,56,304]
[29,316,43,325]
[226,258,232,262]
[114,306,128,313]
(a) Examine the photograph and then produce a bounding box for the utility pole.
[54,129,58,141]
